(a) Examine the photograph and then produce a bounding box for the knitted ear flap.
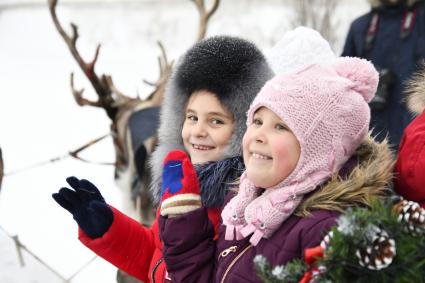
[221,172,258,240]
[334,57,379,103]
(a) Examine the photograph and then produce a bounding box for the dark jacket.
[159,208,338,283]
[342,0,425,147]
[159,137,394,283]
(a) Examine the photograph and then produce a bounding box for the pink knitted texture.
[222,57,378,245]
[221,173,258,240]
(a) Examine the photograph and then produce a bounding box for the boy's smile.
[191,144,215,151]
[182,90,234,164]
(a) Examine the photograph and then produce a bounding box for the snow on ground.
[0,1,369,282]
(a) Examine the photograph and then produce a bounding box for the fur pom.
[405,62,425,115]
[334,57,379,103]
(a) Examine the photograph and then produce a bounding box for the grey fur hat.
[149,35,273,204]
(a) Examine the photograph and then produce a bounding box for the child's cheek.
[273,140,295,171]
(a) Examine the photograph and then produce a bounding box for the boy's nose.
[192,123,208,137]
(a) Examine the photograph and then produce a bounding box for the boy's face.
[182,90,234,164]
[243,107,300,188]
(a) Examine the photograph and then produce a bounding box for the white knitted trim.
[161,193,201,207]
[160,205,202,216]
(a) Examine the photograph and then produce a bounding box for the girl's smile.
[243,107,301,188]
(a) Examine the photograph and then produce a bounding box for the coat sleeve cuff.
[79,206,155,282]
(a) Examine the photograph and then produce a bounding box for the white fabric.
[265,26,337,75]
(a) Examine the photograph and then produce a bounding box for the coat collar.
[406,65,425,115]
[296,134,395,215]
[152,156,244,208]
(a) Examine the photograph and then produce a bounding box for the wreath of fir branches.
[255,197,425,283]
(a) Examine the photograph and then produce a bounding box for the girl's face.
[243,107,301,188]
[182,90,234,164]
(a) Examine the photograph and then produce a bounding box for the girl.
[52,36,273,283]
[158,56,394,282]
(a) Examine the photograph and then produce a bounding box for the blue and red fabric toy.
[160,150,202,216]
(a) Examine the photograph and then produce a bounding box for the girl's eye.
[211,118,224,125]
[275,123,287,131]
[253,118,262,126]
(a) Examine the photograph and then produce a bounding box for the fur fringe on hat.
[149,36,273,205]
[405,62,425,115]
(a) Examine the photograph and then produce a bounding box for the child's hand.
[160,150,202,217]
[52,176,113,239]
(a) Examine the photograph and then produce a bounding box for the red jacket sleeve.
[395,112,425,208]
[79,206,156,282]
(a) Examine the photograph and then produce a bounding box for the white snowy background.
[0,0,369,282]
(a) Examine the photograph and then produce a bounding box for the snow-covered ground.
[0,0,369,282]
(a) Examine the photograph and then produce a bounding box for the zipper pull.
[219,246,237,259]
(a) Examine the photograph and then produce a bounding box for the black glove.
[52,176,113,239]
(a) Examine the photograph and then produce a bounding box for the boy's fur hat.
[150,35,273,203]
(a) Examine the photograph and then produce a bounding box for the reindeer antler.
[143,41,174,105]
[193,0,220,41]
[143,0,219,104]
[48,0,121,119]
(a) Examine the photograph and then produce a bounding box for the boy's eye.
[187,115,197,121]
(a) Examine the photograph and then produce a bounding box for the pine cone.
[356,226,396,270]
[320,230,333,251]
[394,200,425,235]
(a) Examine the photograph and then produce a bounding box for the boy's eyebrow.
[186,108,232,120]
[208,111,233,119]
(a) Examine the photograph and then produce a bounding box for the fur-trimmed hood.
[149,36,273,204]
[368,0,423,8]
[405,64,425,115]
[296,134,395,216]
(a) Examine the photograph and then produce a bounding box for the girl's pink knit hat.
[222,57,379,245]
[248,57,378,189]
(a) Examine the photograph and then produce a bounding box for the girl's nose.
[253,128,266,144]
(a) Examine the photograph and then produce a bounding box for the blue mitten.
[52,176,113,239]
